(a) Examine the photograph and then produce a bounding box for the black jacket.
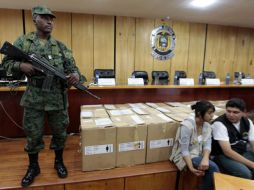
[212,114,250,155]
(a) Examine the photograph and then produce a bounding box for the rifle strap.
[56,41,68,65]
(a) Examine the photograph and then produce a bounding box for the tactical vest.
[212,114,250,155]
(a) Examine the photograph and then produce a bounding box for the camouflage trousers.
[23,107,69,154]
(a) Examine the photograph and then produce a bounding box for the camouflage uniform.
[2,32,81,154]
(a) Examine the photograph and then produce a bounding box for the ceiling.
[0,0,253,28]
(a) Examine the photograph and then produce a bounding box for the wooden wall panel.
[115,16,135,84]
[65,178,124,190]
[24,11,72,48]
[135,18,154,80]
[152,19,173,80]
[0,9,23,60]
[205,25,237,81]
[170,21,190,82]
[187,23,206,83]
[247,31,254,77]
[94,15,114,70]
[217,26,237,81]
[234,27,252,75]
[125,172,176,190]
[72,14,94,82]
[204,25,221,77]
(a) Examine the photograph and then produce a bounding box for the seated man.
[212,98,254,179]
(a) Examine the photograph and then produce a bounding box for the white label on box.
[81,111,93,118]
[179,78,194,86]
[241,79,254,85]
[109,109,133,116]
[128,78,144,85]
[157,113,174,122]
[146,102,158,108]
[98,78,116,86]
[131,115,145,124]
[95,118,113,127]
[119,141,145,152]
[129,103,147,109]
[205,78,220,85]
[150,138,174,149]
[156,107,170,113]
[132,108,147,115]
[104,104,117,110]
[166,102,186,107]
[84,144,113,155]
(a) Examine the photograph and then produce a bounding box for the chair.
[94,69,115,78]
[93,69,115,84]
[234,72,245,79]
[202,71,216,79]
[0,66,6,79]
[131,71,149,84]
[174,70,187,85]
[151,71,169,85]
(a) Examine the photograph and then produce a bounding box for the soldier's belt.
[28,78,62,90]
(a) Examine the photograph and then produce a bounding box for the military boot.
[54,149,68,178]
[21,153,40,187]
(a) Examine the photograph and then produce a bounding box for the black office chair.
[94,69,115,78]
[131,71,149,84]
[93,69,115,84]
[234,72,245,79]
[202,71,216,79]
[174,70,187,85]
[151,71,169,85]
[0,66,6,80]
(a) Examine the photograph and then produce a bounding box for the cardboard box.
[165,112,190,122]
[141,114,179,163]
[111,115,147,167]
[104,104,130,110]
[80,118,116,171]
[80,108,109,119]
[107,108,135,117]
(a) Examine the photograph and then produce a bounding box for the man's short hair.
[226,98,246,112]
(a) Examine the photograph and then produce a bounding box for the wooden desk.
[214,172,254,190]
[1,84,254,137]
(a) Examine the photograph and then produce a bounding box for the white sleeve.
[212,121,229,141]
[248,119,254,141]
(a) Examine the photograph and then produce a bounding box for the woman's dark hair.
[226,98,246,112]
[191,100,215,119]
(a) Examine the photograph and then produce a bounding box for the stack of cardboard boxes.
[80,101,227,171]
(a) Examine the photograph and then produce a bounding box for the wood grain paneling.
[152,19,173,81]
[135,18,154,80]
[234,27,252,75]
[125,172,176,190]
[24,11,72,48]
[94,15,114,70]
[205,25,237,81]
[170,21,190,82]
[65,178,124,190]
[0,9,23,60]
[187,23,206,83]
[72,13,94,82]
[115,16,135,84]
[247,30,254,77]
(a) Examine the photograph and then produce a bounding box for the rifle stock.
[0,41,100,99]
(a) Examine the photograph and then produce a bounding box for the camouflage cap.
[32,5,56,18]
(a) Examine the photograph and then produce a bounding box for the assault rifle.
[0,41,100,99]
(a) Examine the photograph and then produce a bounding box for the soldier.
[2,5,81,187]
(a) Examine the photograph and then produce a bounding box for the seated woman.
[170,100,219,190]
